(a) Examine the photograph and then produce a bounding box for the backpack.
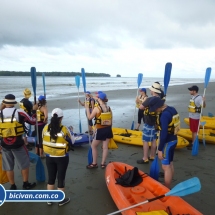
[115,166,145,187]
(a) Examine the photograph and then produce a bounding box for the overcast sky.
[0,0,215,78]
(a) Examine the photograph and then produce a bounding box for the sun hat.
[149,82,161,94]
[38,95,46,101]
[139,88,146,93]
[149,96,165,112]
[98,92,107,100]
[2,94,17,104]
[188,85,199,92]
[51,108,63,118]
[23,88,31,98]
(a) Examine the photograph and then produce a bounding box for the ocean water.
[0,76,212,101]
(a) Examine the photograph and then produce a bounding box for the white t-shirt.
[189,95,202,119]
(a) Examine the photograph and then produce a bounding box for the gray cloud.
[1,0,215,50]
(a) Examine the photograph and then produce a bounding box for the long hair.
[48,114,62,140]
[38,99,46,107]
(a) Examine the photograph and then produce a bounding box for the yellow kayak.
[112,127,189,148]
[184,117,215,129]
[177,128,215,144]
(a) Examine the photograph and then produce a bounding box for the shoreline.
[2,81,215,214]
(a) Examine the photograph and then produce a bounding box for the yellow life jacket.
[37,108,44,122]
[95,105,112,128]
[157,108,180,135]
[143,107,156,117]
[19,102,27,113]
[188,95,201,113]
[136,95,146,108]
[42,125,70,156]
[0,109,24,137]
[86,97,95,109]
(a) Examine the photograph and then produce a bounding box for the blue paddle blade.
[131,121,134,130]
[81,68,86,93]
[149,156,160,181]
[166,177,201,197]
[208,112,214,117]
[75,75,81,89]
[200,121,206,126]
[88,147,93,165]
[137,73,143,88]
[192,137,199,156]
[164,62,172,95]
[79,120,82,133]
[204,67,211,88]
[30,67,37,95]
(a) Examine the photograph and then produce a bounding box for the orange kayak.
[105,162,202,215]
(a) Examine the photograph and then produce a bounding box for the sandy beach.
[1,82,215,215]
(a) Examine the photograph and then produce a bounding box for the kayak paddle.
[75,75,82,133]
[192,67,211,156]
[150,62,172,181]
[163,62,172,96]
[42,73,46,98]
[200,121,206,147]
[81,68,93,165]
[107,177,201,215]
[131,73,143,130]
[30,67,39,147]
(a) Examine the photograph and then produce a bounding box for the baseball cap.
[51,108,63,118]
[98,92,107,100]
[149,96,165,112]
[38,95,46,101]
[139,88,146,93]
[188,85,199,92]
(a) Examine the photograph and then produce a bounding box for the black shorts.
[88,119,93,126]
[94,126,113,141]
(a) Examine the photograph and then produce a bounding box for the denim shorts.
[161,140,177,165]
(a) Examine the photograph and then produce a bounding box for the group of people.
[0,89,114,206]
[134,82,205,188]
[0,81,205,207]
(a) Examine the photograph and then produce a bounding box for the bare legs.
[91,138,110,164]
[6,168,29,185]
[142,139,157,161]
[162,162,174,189]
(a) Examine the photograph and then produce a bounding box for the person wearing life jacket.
[149,96,179,189]
[19,88,33,151]
[187,85,206,150]
[33,95,48,158]
[0,94,36,190]
[134,88,148,131]
[85,92,113,169]
[42,108,75,206]
[78,91,95,135]
[136,82,162,164]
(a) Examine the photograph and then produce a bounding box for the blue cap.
[149,97,165,112]
[85,91,91,94]
[98,92,107,100]
[38,95,46,101]
[139,88,146,93]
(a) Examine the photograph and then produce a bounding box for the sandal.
[86,163,98,169]
[101,163,106,169]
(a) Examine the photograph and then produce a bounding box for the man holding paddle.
[187,85,206,150]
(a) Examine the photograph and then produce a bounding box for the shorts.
[189,118,199,133]
[161,140,177,165]
[138,109,144,124]
[94,126,113,141]
[88,119,93,127]
[2,145,30,171]
[142,124,158,142]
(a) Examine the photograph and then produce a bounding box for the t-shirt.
[189,95,202,119]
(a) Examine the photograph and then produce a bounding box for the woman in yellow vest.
[42,108,75,206]
[85,92,113,169]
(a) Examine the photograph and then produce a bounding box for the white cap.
[51,108,64,118]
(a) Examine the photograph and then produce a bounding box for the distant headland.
[0,71,111,77]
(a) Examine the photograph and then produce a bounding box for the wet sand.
[1,82,215,215]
